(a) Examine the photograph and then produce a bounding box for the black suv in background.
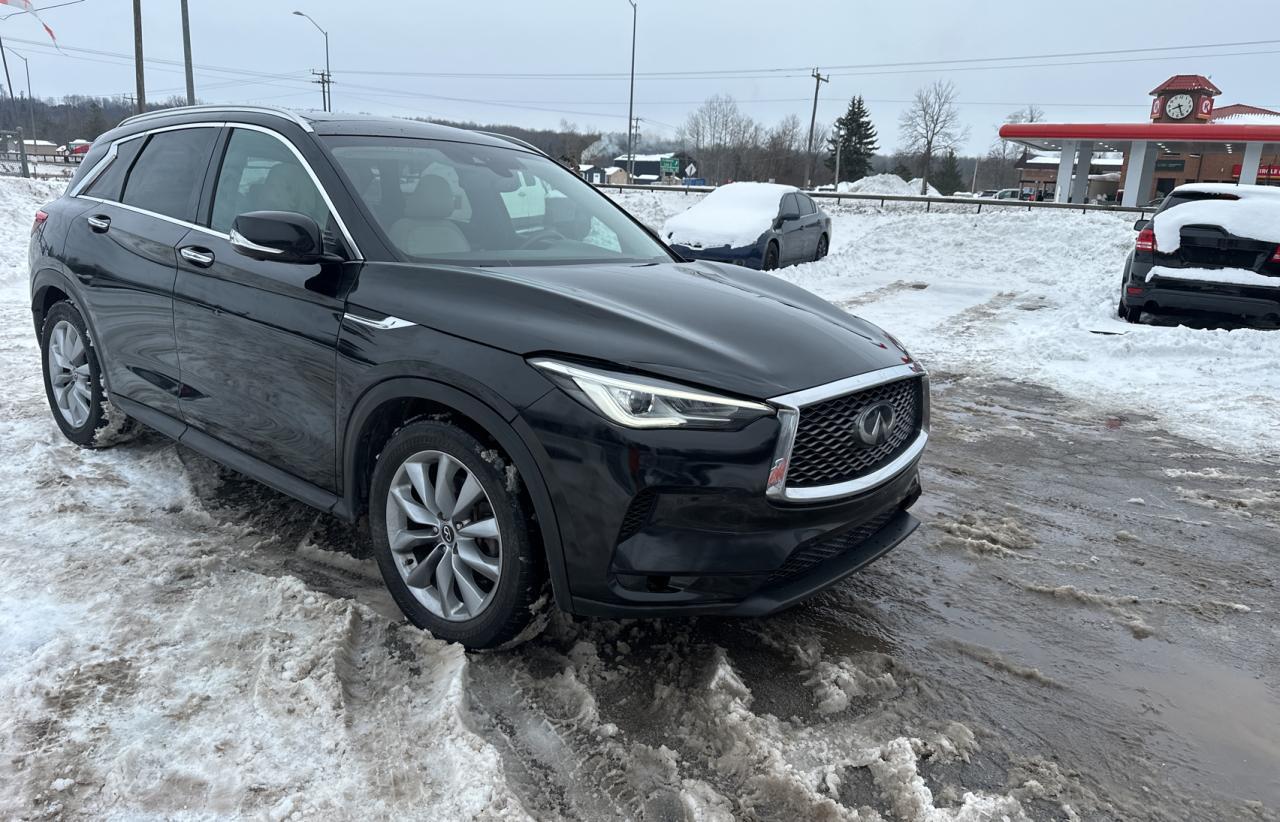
[30,106,928,648]
[1121,182,1280,324]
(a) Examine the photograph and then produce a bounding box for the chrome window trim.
[118,104,314,133]
[765,362,929,503]
[68,119,363,260]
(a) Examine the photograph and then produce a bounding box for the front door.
[172,126,354,490]
[61,126,219,419]
[776,193,808,265]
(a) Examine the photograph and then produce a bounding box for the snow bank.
[1147,264,1280,289]
[907,178,942,197]
[838,173,918,196]
[1153,196,1280,252]
[663,182,795,248]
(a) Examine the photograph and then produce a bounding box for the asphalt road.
[210,373,1279,821]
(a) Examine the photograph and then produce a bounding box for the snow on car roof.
[1171,182,1280,198]
[662,182,797,248]
[1153,189,1280,251]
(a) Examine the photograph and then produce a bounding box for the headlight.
[530,358,773,429]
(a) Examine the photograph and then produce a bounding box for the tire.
[369,420,541,649]
[763,241,780,271]
[39,300,138,448]
[814,234,829,261]
[1121,303,1143,324]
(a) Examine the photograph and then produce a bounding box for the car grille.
[786,376,923,488]
[768,507,896,584]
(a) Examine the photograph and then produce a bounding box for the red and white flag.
[0,0,58,46]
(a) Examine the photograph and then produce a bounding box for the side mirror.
[230,211,333,264]
[1133,218,1151,231]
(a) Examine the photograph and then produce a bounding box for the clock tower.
[1149,75,1221,123]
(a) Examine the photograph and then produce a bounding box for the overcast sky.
[4,0,1280,153]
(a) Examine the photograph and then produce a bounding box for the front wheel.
[762,241,780,270]
[369,420,541,649]
[39,300,138,448]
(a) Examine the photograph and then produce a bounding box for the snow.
[837,174,918,196]
[1152,194,1280,252]
[611,187,1280,459]
[907,178,943,197]
[1147,264,1280,288]
[662,181,795,248]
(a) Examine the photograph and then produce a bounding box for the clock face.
[1165,93,1195,120]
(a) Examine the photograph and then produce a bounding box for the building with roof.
[1000,75,1280,206]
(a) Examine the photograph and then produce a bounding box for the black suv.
[30,106,928,648]
[1121,183,1280,324]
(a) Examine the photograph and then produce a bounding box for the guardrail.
[594,182,1156,217]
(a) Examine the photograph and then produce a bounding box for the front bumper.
[518,380,924,618]
[670,242,764,269]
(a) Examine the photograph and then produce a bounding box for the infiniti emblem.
[854,401,897,447]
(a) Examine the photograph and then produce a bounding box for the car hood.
[353,259,912,399]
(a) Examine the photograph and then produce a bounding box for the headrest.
[405,174,456,220]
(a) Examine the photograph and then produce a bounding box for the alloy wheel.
[47,320,92,429]
[385,449,503,621]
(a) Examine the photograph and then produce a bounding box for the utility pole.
[834,125,842,188]
[804,68,828,190]
[970,157,980,193]
[294,11,331,111]
[131,0,145,113]
[180,0,195,105]
[624,0,636,182]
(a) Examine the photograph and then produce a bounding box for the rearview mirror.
[230,211,333,264]
[1133,218,1151,231]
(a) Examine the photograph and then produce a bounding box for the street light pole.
[625,0,636,182]
[7,50,34,143]
[293,11,330,112]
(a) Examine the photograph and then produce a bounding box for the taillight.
[32,210,48,234]
[1135,227,1156,252]
[1271,245,1280,263]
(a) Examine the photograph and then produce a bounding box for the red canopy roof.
[999,122,1280,143]
[1149,75,1221,96]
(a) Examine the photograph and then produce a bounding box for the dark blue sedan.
[663,183,832,270]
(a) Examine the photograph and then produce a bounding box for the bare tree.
[898,80,967,195]
[983,104,1045,189]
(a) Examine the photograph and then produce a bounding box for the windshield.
[324,135,672,267]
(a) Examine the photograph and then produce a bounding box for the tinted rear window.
[121,127,218,221]
[1158,191,1240,212]
[82,137,144,202]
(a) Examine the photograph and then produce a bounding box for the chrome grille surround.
[765,362,929,503]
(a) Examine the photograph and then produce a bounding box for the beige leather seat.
[388,174,470,256]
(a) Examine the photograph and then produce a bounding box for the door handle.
[179,246,215,268]
[86,214,110,233]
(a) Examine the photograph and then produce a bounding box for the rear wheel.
[814,234,829,261]
[1121,302,1143,323]
[39,301,138,448]
[763,241,780,270]
[369,420,540,649]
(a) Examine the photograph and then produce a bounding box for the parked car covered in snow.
[663,182,831,270]
[1120,183,1280,324]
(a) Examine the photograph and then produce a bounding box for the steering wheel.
[517,228,566,249]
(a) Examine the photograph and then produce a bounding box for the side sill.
[112,395,340,514]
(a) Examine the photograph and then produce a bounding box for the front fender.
[339,376,572,614]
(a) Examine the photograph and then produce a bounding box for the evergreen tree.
[891,161,913,182]
[932,151,965,195]
[824,95,878,183]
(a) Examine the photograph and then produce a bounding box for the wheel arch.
[339,377,571,612]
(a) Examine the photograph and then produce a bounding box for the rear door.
[796,194,821,258]
[61,125,220,420]
[172,125,355,491]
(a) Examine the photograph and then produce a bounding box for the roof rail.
[475,130,547,157]
[117,105,314,133]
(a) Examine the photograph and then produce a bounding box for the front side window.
[120,127,218,221]
[325,136,671,266]
[210,128,331,234]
